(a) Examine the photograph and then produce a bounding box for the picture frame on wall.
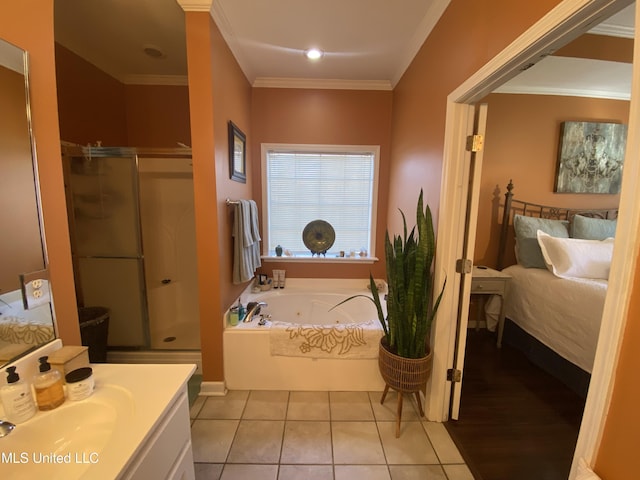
[228,121,246,183]
[555,121,627,194]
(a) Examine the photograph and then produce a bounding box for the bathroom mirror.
[0,38,56,368]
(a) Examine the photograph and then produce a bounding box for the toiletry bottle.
[237,299,245,321]
[229,306,239,326]
[0,366,36,423]
[33,356,65,410]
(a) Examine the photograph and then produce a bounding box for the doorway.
[430,0,638,478]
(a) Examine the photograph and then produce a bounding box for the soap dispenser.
[33,356,65,411]
[0,366,36,423]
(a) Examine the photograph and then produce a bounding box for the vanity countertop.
[1,361,196,479]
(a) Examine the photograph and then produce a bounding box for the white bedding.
[502,264,607,373]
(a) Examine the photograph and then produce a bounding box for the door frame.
[428,0,639,476]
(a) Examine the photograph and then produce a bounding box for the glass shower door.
[66,152,148,348]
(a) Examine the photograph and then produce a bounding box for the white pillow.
[537,230,614,280]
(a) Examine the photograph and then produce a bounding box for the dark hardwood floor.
[445,329,585,480]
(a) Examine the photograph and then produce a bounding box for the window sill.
[261,256,378,264]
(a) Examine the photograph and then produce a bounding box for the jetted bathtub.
[223,278,386,391]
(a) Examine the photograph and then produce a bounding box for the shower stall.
[62,146,200,360]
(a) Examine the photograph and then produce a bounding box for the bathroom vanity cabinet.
[1,342,196,480]
[95,363,197,480]
[118,377,194,479]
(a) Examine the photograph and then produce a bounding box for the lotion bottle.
[0,366,36,423]
[33,356,65,410]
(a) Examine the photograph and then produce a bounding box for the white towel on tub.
[269,320,383,359]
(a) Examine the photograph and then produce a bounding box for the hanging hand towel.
[248,200,262,268]
[232,199,262,284]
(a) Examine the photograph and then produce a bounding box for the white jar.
[65,367,94,401]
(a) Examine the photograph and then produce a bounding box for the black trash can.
[78,307,110,363]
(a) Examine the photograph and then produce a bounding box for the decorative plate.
[302,220,335,256]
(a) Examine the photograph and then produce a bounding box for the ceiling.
[54,0,447,89]
[54,0,635,96]
[54,0,189,85]
[495,3,635,100]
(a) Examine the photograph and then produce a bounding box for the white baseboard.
[199,381,227,396]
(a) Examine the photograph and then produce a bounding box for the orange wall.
[250,87,393,279]
[124,84,191,148]
[476,93,628,268]
[389,0,562,234]
[0,0,79,344]
[595,248,640,479]
[56,44,192,148]
[55,44,128,146]
[184,12,253,381]
[209,16,252,317]
[555,33,633,63]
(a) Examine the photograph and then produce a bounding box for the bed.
[494,180,617,396]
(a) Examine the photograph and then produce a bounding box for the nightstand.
[471,266,511,347]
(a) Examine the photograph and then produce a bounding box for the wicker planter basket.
[378,338,432,393]
[378,337,433,437]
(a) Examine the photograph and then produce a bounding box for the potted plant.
[335,189,445,436]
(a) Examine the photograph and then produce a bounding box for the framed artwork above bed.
[555,121,627,194]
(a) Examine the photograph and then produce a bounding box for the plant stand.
[378,340,432,437]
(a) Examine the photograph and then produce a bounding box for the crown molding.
[122,74,189,86]
[589,23,635,38]
[493,84,630,101]
[252,77,393,91]
[210,0,255,83]
[175,0,213,12]
[391,0,451,87]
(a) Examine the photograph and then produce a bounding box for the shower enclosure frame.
[62,145,196,351]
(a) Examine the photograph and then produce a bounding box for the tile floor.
[189,390,474,480]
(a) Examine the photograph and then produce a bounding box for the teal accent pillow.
[571,214,617,240]
[513,214,569,268]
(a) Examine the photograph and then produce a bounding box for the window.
[262,144,379,259]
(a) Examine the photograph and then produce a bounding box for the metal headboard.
[496,180,618,270]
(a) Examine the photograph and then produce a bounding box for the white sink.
[0,362,194,479]
[1,384,134,479]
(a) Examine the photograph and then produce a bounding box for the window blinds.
[265,150,375,256]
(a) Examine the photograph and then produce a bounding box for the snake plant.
[334,189,445,359]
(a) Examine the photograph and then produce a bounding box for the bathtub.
[223,278,387,391]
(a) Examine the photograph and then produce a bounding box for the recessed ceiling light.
[304,48,324,60]
[143,44,166,59]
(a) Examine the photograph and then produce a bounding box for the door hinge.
[466,134,484,152]
[456,258,472,274]
[447,368,462,382]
